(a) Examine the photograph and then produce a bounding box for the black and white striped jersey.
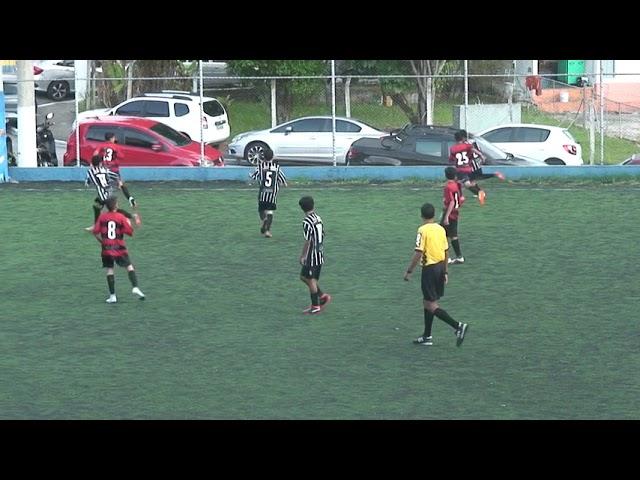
[86,165,120,201]
[250,161,287,205]
[302,211,324,267]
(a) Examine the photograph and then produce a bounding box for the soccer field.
[1,181,639,419]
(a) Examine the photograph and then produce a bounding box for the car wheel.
[47,81,70,101]
[544,158,566,165]
[244,141,269,166]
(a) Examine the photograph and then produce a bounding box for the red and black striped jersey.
[98,144,121,173]
[93,211,133,257]
[449,143,476,173]
[443,180,464,221]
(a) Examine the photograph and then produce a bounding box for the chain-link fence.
[5,60,640,167]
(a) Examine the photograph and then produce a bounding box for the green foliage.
[228,61,329,123]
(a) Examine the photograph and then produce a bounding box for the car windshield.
[472,135,510,160]
[149,122,191,146]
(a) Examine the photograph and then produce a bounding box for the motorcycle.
[36,112,57,167]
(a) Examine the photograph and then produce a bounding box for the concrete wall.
[6,165,640,183]
[453,104,522,135]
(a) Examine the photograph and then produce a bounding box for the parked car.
[475,123,583,166]
[347,124,547,166]
[33,60,75,101]
[619,154,640,165]
[77,91,230,146]
[227,116,386,165]
[63,116,224,167]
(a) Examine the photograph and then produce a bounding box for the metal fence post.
[199,60,204,166]
[271,79,277,128]
[331,60,337,167]
[599,60,605,164]
[345,76,351,118]
[463,60,468,130]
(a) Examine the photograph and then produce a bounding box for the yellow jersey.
[415,222,448,266]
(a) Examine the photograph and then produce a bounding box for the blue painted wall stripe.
[7,165,640,182]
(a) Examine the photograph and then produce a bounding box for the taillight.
[33,66,43,75]
[202,117,208,129]
[563,144,577,155]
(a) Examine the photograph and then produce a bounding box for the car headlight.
[231,133,250,143]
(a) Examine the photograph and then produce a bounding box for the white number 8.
[107,221,117,239]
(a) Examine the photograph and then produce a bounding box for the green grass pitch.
[1,180,639,419]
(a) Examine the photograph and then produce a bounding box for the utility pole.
[17,60,37,167]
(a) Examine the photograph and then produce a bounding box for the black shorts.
[468,169,484,181]
[258,201,277,212]
[102,254,132,269]
[421,262,446,302]
[440,218,458,238]
[300,264,322,280]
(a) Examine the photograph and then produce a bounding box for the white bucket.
[559,91,570,103]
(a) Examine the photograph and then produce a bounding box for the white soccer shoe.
[132,287,146,300]
[106,294,117,304]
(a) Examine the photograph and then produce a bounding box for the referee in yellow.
[404,202,469,347]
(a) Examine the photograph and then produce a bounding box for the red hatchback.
[63,116,224,167]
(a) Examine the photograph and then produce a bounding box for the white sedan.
[227,116,386,165]
[33,60,76,101]
[475,123,584,166]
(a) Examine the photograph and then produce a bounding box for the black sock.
[423,309,434,337]
[259,210,266,221]
[121,185,132,200]
[468,185,481,195]
[452,239,462,257]
[265,213,273,231]
[93,205,102,222]
[107,274,115,295]
[127,270,138,288]
[433,308,459,330]
[117,208,133,219]
[310,291,320,307]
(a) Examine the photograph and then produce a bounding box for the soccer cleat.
[319,293,332,306]
[478,190,486,205]
[84,226,94,232]
[302,305,322,314]
[264,231,272,238]
[413,335,433,346]
[132,287,146,300]
[453,257,465,264]
[456,323,469,347]
[106,294,117,304]
[129,196,137,208]
[495,171,506,181]
[448,257,456,264]
[133,213,142,226]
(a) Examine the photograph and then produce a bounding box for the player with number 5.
[92,197,145,304]
[249,147,287,238]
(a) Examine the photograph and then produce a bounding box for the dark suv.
[347,124,545,166]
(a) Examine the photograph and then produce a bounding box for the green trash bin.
[558,60,586,86]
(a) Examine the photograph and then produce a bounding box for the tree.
[227,60,328,123]
[94,60,194,108]
[340,60,458,125]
